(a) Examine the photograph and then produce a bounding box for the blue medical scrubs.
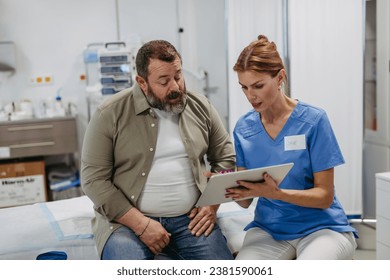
[233,101,357,240]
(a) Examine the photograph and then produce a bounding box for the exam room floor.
[354,249,376,260]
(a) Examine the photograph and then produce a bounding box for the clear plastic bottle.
[54,89,66,116]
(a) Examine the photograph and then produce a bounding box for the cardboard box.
[0,160,47,208]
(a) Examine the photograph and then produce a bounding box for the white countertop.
[376,172,390,182]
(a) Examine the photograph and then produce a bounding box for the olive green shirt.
[81,84,235,256]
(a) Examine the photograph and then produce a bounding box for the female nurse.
[226,35,357,260]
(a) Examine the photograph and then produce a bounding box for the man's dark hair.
[135,40,182,80]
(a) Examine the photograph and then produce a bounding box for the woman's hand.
[225,172,279,200]
[226,168,336,209]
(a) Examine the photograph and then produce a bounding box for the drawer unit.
[377,216,390,247]
[376,172,390,260]
[0,117,78,159]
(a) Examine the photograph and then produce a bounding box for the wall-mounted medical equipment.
[84,42,133,94]
[98,42,132,93]
[83,42,134,120]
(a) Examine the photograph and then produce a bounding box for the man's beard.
[145,84,187,114]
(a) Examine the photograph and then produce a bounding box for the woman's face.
[237,70,281,112]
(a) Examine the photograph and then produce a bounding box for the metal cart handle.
[105,42,126,49]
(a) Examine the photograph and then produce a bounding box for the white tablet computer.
[195,162,294,207]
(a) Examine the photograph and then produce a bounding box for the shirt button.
[149,148,154,152]
[109,226,114,230]
[151,123,155,127]
[131,195,135,200]
[141,172,146,176]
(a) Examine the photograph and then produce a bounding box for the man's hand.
[138,218,171,255]
[116,207,170,255]
[188,205,219,237]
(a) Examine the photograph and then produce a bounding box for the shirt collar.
[133,83,152,115]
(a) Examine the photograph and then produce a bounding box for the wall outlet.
[28,75,54,86]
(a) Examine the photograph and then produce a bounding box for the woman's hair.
[135,40,182,80]
[233,35,286,80]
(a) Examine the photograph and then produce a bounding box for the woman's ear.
[277,69,286,86]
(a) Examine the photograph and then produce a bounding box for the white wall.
[288,0,364,215]
[185,0,228,127]
[117,0,179,46]
[0,0,118,147]
[227,0,285,134]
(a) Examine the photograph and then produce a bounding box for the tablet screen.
[195,162,294,207]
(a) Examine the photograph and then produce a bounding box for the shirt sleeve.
[233,125,246,168]
[80,109,132,221]
[308,111,345,173]
[206,102,236,172]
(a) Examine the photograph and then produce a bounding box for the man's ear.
[136,75,147,93]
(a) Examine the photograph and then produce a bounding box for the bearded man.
[81,40,235,260]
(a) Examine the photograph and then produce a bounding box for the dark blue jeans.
[102,214,233,260]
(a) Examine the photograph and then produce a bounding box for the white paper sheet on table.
[0,196,99,260]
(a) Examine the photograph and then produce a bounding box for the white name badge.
[284,135,306,151]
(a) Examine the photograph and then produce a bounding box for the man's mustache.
[167,91,182,100]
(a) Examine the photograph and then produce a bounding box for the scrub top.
[233,101,357,240]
